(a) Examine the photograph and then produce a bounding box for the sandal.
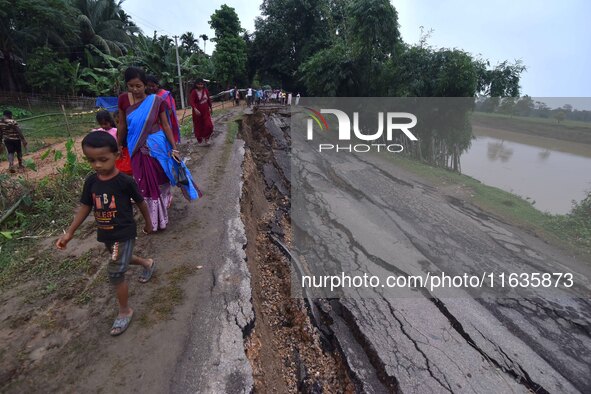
[138,260,156,283]
[110,310,133,336]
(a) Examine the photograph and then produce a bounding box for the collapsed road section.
[238,106,591,393]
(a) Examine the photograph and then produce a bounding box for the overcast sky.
[123,0,590,98]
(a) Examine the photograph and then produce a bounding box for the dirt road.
[1,107,254,393]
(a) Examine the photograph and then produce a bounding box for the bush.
[0,106,32,119]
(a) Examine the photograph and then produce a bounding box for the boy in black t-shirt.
[56,132,156,336]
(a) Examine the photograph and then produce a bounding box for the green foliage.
[347,0,399,61]
[180,32,200,53]
[0,140,90,240]
[298,41,356,96]
[212,36,248,86]
[25,47,78,95]
[74,0,139,56]
[61,138,91,176]
[476,60,526,97]
[23,158,37,171]
[253,0,333,90]
[0,106,32,119]
[209,5,247,86]
[209,4,243,38]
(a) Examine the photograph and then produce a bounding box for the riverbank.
[471,112,591,144]
[390,154,591,257]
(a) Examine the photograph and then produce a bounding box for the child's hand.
[56,232,73,249]
[143,224,153,235]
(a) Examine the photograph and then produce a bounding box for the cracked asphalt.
[284,111,591,393]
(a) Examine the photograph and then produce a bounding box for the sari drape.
[157,90,180,143]
[126,94,202,229]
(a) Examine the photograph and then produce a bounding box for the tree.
[209,4,243,38]
[253,0,333,90]
[535,101,551,118]
[476,60,526,97]
[499,97,517,116]
[199,34,209,53]
[554,110,565,124]
[181,32,199,53]
[515,95,534,116]
[74,0,139,56]
[347,0,399,61]
[211,36,247,86]
[209,5,247,86]
[25,47,77,94]
[299,40,356,96]
[0,0,80,91]
[128,33,177,86]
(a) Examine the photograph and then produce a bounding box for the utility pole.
[173,35,185,109]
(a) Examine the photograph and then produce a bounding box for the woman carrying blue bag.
[117,67,202,232]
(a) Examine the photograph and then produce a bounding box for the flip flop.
[110,311,133,336]
[138,260,156,283]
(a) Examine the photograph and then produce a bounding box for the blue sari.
[126,94,201,201]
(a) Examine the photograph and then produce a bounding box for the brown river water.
[460,126,591,214]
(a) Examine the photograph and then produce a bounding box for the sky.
[123,0,591,98]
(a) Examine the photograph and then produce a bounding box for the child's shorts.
[104,239,135,285]
[4,139,22,155]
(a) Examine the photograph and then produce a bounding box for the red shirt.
[189,88,212,109]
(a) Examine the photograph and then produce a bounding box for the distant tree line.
[476,96,591,123]
[2,0,531,171]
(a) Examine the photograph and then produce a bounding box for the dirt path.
[0,137,86,180]
[1,107,254,393]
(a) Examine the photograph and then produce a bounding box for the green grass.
[1,145,91,287]
[0,110,97,159]
[474,111,591,129]
[226,118,240,144]
[180,122,193,138]
[390,154,591,255]
[139,264,194,326]
[472,112,591,144]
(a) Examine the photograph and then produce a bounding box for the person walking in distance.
[189,79,214,146]
[0,110,27,173]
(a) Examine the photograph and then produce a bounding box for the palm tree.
[180,32,199,53]
[0,0,80,91]
[199,34,209,53]
[74,0,140,56]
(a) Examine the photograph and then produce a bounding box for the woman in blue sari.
[118,67,201,232]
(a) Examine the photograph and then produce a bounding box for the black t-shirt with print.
[80,173,144,242]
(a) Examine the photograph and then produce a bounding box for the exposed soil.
[0,136,86,181]
[240,108,356,392]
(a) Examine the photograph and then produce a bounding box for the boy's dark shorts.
[4,139,22,156]
[104,239,135,285]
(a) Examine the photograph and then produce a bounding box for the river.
[460,125,591,214]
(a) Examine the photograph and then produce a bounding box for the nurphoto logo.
[305,108,418,153]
